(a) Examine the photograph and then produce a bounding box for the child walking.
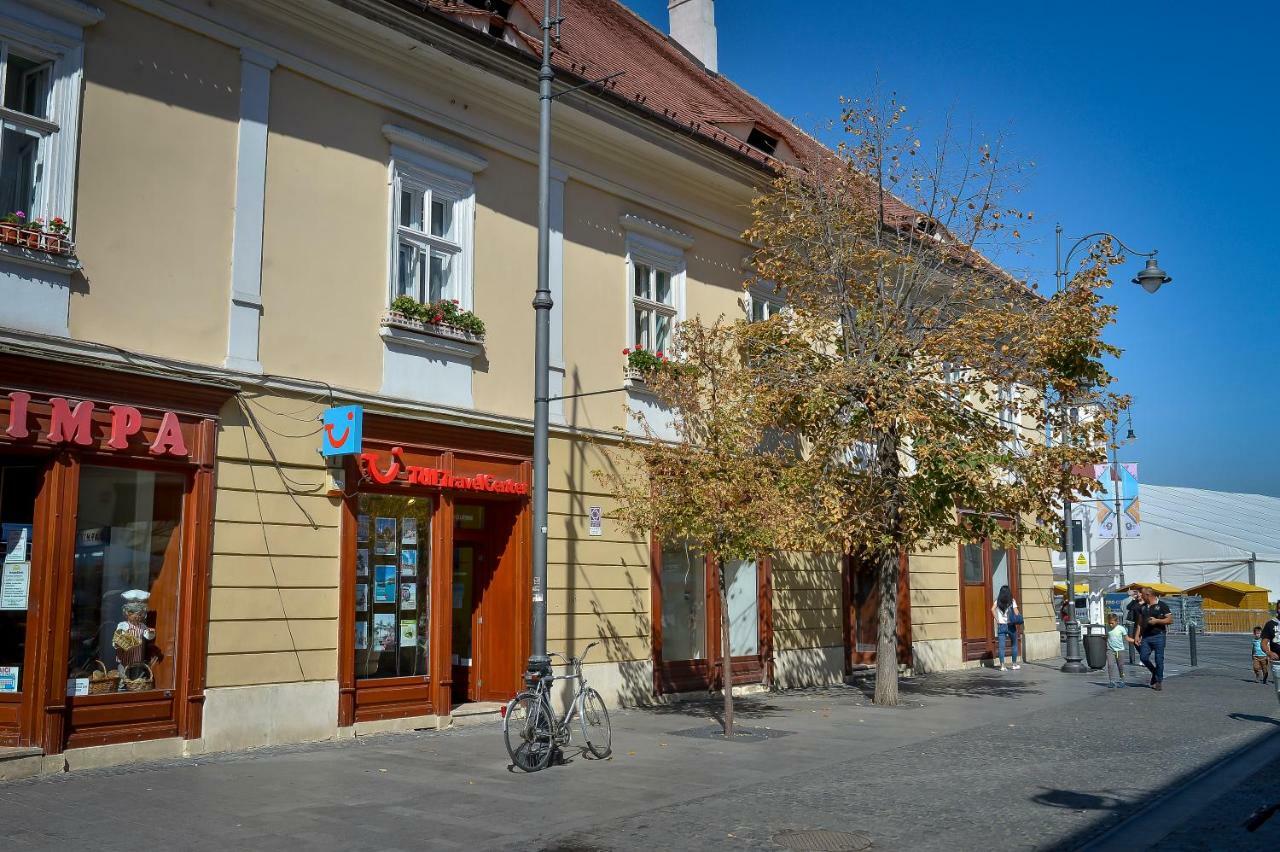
[1106,614,1129,687]
[1252,626,1269,684]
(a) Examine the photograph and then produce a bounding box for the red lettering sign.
[2,391,191,457]
[359,448,528,495]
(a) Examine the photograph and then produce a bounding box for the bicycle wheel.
[577,687,611,758]
[504,691,554,772]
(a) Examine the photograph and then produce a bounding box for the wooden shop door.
[451,502,522,704]
[960,537,1019,661]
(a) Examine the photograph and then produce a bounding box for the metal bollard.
[1187,622,1198,667]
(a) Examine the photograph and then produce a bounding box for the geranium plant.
[623,344,668,374]
[389,295,486,338]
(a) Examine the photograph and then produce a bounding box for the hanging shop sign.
[321,404,363,457]
[359,447,529,495]
[0,391,189,457]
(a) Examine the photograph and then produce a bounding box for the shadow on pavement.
[849,671,1044,701]
[1228,712,1280,727]
[639,698,791,723]
[1032,787,1126,811]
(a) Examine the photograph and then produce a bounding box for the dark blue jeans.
[1139,632,1166,683]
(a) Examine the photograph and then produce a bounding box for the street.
[2,635,1277,851]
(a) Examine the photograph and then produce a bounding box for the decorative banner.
[1094,463,1140,539]
[321,404,363,456]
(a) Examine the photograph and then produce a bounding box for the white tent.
[1092,485,1280,598]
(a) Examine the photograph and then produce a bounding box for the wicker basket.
[122,663,153,692]
[87,660,121,695]
[113,628,142,653]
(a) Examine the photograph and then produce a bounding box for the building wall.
[71,0,238,365]
[772,552,845,688]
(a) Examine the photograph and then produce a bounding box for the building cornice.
[383,123,488,173]
[24,0,105,28]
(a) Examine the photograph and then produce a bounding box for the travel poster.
[354,621,368,651]
[399,619,417,646]
[374,517,397,555]
[355,584,368,612]
[373,565,396,603]
[402,517,418,546]
[357,514,370,542]
[372,613,396,651]
[356,548,369,577]
[400,583,417,610]
[400,548,417,574]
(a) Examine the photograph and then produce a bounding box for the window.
[962,543,984,584]
[354,494,432,680]
[724,558,759,657]
[393,169,465,306]
[998,384,1023,452]
[0,42,57,223]
[660,542,705,662]
[67,467,185,693]
[746,127,778,156]
[745,285,784,323]
[631,261,678,353]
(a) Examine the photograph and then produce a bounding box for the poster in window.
[402,517,418,546]
[3,524,31,562]
[0,666,17,693]
[355,584,368,612]
[399,548,417,577]
[356,548,369,577]
[372,613,396,651]
[0,561,30,611]
[400,583,417,610]
[374,517,397,556]
[399,619,417,647]
[354,621,368,650]
[373,565,396,603]
[357,514,370,542]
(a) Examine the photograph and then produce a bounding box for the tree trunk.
[873,545,900,706]
[718,560,734,737]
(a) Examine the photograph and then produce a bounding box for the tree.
[743,95,1126,705]
[596,320,801,736]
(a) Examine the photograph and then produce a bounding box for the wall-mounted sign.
[589,506,603,536]
[360,447,529,495]
[321,404,363,457]
[1,391,189,457]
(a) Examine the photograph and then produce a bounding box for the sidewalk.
[1,640,1277,850]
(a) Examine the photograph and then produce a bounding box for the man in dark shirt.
[1134,587,1173,690]
[1262,601,1280,661]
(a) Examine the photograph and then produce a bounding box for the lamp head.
[1134,256,1171,294]
[1125,427,1136,440]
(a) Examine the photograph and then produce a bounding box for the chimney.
[668,0,717,72]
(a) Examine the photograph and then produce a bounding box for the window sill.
[0,240,80,274]
[624,369,656,395]
[380,312,484,359]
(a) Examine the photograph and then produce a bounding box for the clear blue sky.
[624,1,1280,497]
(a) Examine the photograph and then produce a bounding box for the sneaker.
[1011,664,1021,670]
[1151,674,1158,686]
[1117,681,1127,688]
[1106,683,1116,688]
[997,665,1009,671]
[1153,682,1163,691]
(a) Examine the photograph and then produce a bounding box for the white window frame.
[624,233,685,355]
[0,10,88,236]
[386,145,477,313]
[998,383,1024,453]
[744,283,784,323]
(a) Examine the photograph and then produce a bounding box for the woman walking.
[992,585,1021,671]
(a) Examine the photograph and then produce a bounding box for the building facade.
[0,0,1055,770]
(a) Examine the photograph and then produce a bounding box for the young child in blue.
[1252,626,1269,684]
[1106,613,1129,687]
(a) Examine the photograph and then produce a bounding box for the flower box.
[381,311,485,345]
[0,214,74,258]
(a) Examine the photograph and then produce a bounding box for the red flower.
[451,299,459,304]
[656,350,664,358]
[622,348,631,355]
[634,343,644,350]
[432,314,444,323]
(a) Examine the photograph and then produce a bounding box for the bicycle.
[502,640,612,772]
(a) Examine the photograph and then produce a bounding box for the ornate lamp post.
[1054,225,1170,674]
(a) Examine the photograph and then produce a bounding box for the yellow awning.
[1053,581,1090,594]
[1118,582,1183,596]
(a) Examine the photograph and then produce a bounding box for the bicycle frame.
[530,641,599,745]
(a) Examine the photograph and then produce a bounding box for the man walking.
[1124,588,1143,664]
[1134,587,1173,691]
[1263,601,1280,705]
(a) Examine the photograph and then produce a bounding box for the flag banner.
[1094,463,1139,539]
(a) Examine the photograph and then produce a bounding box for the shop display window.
[67,467,185,694]
[0,460,39,695]
[660,542,706,662]
[354,494,432,679]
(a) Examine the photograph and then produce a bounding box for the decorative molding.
[382,124,488,174]
[0,242,79,273]
[619,214,694,250]
[24,0,104,28]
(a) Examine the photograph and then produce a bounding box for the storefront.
[0,355,225,753]
[958,521,1021,662]
[337,416,531,725]
[650,540,773,695]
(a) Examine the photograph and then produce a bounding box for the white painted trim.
[624,230,686,355]
[386,149,477,312]
[378,323,481,360]
[619,214,694,250]
[223,48,275,374]
[382,124,487,174]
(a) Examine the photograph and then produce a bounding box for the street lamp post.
[1054,224,1170,674]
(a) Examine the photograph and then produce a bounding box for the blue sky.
[624,1,1280,497]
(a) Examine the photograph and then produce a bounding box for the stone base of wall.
[201,680,339,753]
[912,638,963,673]
[772,646,845,689]
[549,659,654,709]
[1023,629,1060,663]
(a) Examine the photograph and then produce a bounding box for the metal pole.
[1057,224,1087,673]
[526,0,554,683]
[1114,441,1126,588]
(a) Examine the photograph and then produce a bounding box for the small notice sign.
[588,506,603,537]
[67,678,89,697]
[0,561,29,610]
[0,666,17,693]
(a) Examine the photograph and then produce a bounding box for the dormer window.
[462,0,512,37]
[746,127,778,156]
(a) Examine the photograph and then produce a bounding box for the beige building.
[0,0,1055,773]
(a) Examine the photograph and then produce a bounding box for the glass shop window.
[660,542,705,662]
[0,459,40,695]
[354,494,432,680]
[67,467,185,695]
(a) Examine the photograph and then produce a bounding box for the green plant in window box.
[388,295,486,340]
[0,212,20,246]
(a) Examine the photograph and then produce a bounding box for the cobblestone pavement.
[1,636,1276,851]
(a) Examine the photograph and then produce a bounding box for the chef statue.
[112,589,156,673]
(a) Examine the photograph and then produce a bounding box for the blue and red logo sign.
[321,405,362,457]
